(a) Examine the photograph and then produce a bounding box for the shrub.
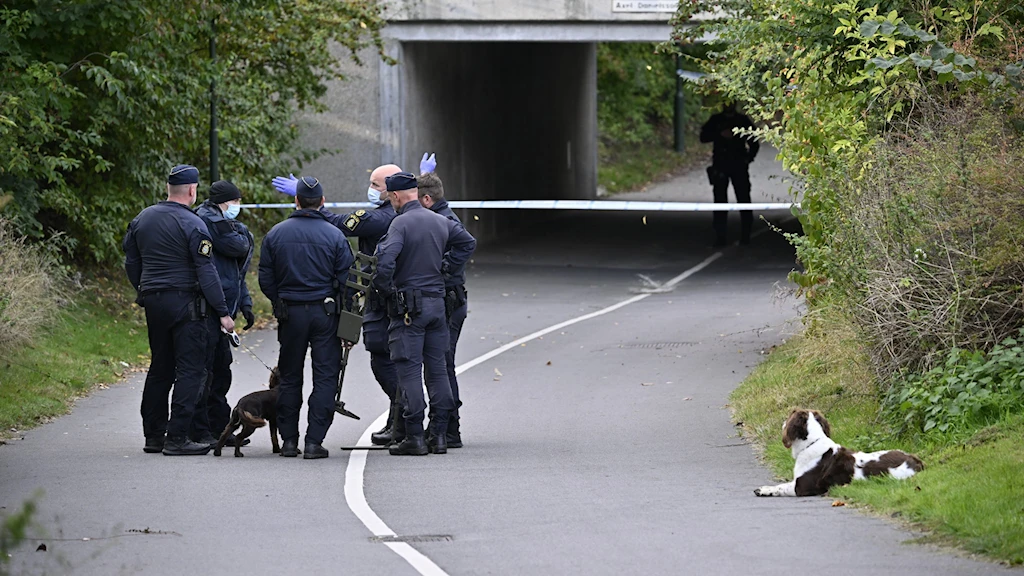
[0,216,71,352]
[888,331,1024,435]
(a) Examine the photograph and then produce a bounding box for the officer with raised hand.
[123,164,234,456]
[416,171,473,448]
[259,177,355,459]
[194,180,255,448]
[373,172,476,456]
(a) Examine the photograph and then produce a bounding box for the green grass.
[598,135,710,194]
[733,308,1024,565]
[0,276,150,436]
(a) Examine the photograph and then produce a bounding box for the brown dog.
[214,367,281,457]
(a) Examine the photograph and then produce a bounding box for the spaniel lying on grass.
[754,409,924,497]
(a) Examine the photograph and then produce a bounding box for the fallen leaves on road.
[546,361,552,366]
[641,382,655,386]
[831,500,846,507]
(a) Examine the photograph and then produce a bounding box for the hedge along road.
[0,211,1010,575]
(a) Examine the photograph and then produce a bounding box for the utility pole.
[673,51,685,153]
[209,17,219,182]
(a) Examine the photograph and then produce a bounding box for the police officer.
[259,177,355,459]
[123,164,234,456]
[373,172,476,456]
[700,102,760,246]
[194,180,255,447]
[416,172,473,448]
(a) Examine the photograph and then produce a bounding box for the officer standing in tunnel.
[373,172,476,456]
[193,180,255,448]
[259,177,355,459]
[123,164,234,456]
[416,171,473,448]
[700,102,760,246]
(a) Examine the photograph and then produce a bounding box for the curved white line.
[343,252,723,575]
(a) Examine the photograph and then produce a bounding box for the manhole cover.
[619,341,696,350]
[370,535,453,543]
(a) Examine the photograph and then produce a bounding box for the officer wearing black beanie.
[194,180,255,447]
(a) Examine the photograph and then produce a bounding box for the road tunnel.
[391,41,598,239]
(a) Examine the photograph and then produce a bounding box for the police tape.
[239,200,800,212]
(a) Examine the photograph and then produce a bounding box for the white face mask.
[367,187,384,205]
[223,203,241,219]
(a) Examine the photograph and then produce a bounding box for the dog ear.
[811,410,831,438]
[783,410,808,448]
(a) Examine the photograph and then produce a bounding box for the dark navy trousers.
[140,291,209,440]
[445,300,468,414]
[275,302,341,445]
[712,167,752,243]
[362,314,398,400]
[203,331,234,438]
[388,297,454,436]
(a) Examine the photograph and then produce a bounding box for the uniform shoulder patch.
[355,209,367,217]
[198,239,213,257]
[344,216,360,231]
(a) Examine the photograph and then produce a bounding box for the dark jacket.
[429,199,472,289]
[373,201,476,297]
[259,208,355,303]
[123,200,229,317]
[322,202,396,256]
[700,111,760,171]
[196,200,254,317]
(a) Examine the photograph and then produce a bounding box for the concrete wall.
[298,45,383,202]
[386,0,678,21]
[398,42,597,239]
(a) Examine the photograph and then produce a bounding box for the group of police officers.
[123,156,475,458]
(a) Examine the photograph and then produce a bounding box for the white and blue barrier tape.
[240,200,799,212]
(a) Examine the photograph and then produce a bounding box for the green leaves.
[1,1,388,263]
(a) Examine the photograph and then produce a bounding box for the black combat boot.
[143,436,165,454]
[446,416,463,449]
[371,402,398,446]
[280,437,301,457]
[303,442,329,460]
[427,419,447,454]
[389,433,428,456]
[162,437,212,456]
[389,409,407,446]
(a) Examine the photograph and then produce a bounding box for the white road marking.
[343,251,724,575]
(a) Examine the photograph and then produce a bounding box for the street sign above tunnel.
[612,1,679,12]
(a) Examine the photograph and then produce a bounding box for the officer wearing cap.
[194,180,255,447]
[373,172,476,456]
[123,164,234,456]
[259,176,355,459]
[416,171,474,448]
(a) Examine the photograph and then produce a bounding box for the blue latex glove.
[271,173,298,196]
[419,153,437,174]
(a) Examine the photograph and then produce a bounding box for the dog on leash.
[754,409,924,497]
[214,367,281,457]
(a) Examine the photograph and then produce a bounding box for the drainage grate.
[370,534,453,544]
[619,341,696,350]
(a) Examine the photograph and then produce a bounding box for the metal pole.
[674,51,685,153]
[209,17,219,182]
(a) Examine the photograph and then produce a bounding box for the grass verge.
[0,275,149,438]
[732,307,1024,565]
[598,134,710,194]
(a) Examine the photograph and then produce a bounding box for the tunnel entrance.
[389,42,597,239]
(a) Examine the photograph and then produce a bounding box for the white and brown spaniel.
[754,409,924,497]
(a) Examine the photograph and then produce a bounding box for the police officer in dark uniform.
[271,164,404,445]
[259,176,355,459]
[194,180,255,446]
[373,172,476,456]
[700,102,760,246]
[416,172,474,448]
[123,164,235,456]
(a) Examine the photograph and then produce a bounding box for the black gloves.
[241,306,255,330]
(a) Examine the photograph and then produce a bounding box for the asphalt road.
[0,211,1011,575]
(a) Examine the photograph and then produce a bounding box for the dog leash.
[224,331,275,373]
